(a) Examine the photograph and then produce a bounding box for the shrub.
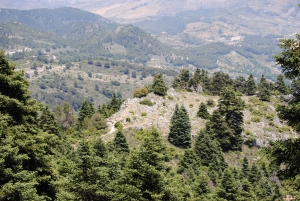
[141,112,147,116]
[111,80,121,86]
[266,113,274,121]
[251,116,261,122]
[140,99,155,106]
[134,87,149,98]
[251,109,264,117]
[168,96,174,100]
[206,99,215,107]
[114,121,123,130]
[126,117,131,122]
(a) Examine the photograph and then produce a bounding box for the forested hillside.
[1,48,299,200]
[1,4,300,200]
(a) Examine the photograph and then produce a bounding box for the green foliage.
[197,102,210,119]
[258,74,271,101]
[209,72,234,95]
[216,168,240,200]
[206,99,215,107]
[177,149,201,183]
[114,121,123,130]
[98,93,123,118]
[168,105,191,148]
[218,87,245,151]
[39,105,60,136]
[245,74,257,96]
[113,130,129,153]
[251,116,261,122]
[152,73,167,96]
[194,129,226,168]
[90,112,106,130]
[134,87,149,98]
[274,74,289,95]
[0,50,58,200]
[139,98,155,106]
[273,34,300,79]
[54,102,77,130]
[118,129,175,200]
[77,100,95,129]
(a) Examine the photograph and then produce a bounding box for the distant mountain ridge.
[0,7,114,32]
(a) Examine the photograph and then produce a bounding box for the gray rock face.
[253,138,265,148]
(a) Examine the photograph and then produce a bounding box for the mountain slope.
[0,7,115,32]
[106,89,296,147]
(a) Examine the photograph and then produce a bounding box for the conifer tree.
[218,87,245,151]
[242,156,249,177]
[248,163,259,184]
[77,100,95,129]
[152,73,167,96]
[0,50,57,200]
[113,130,130,153]
[194,129,221,166]
[245,74,257,96]
[234,76,247,94]
[93,138,107,158]
[178,149,201,179]
[39,105,60,136]
[118,129,175,200]
[189,68,202,91]
[216,168,239,200]
[193,173,211,198]
[168,105,191,148]
[72,140,111,200]
[209,72,233,95]
[274,74,289,95]
[172,69,190,90]
[54,102,77,130]
[258,74,271,101]
[208,110,235,152]
[197,102,210,119]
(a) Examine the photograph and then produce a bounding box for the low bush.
[140,99,155,106]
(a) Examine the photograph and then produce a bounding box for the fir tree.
[258,75,271,101]
[218,87,245,151]
[208,110,235,152]
[194,129,222,166]
[242,157,249,177]
[274,74,289,95]
[168,105,191,148]
[172,69,190,90]
[0,50,57,200]
[245,74,257,96]
[113,130,130,153]
[118,129,175,200]
[189,68,202,91]
[209,72,233,95]
[39,105,60,136]
[234,76,246,94]
[77,100,95,129]
[178,149,201,179]
[216,168,239,200]
[152,73,167,96]
[72,140,111,200]
[197,102,210,119]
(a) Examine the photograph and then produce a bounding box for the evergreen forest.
[1,4,300,201]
